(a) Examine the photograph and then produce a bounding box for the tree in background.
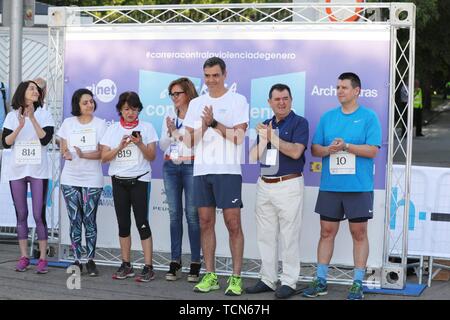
[367,0,449,108]
[40,0,449,107]
[39,0,286,6]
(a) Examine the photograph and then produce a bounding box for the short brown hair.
[168,77,198,103]
[115,91,143,115]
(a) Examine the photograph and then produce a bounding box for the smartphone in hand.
[132,131,141,138]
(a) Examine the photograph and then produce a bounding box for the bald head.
[33,77,47,101]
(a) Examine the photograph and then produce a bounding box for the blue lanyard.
[175,110,183,129]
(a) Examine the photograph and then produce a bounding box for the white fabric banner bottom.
[0,150,59,230]
[59,177,386,268]
[390,165,450,258]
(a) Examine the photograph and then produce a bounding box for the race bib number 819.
[115,144,138,166]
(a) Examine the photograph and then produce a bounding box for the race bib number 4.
[69,128,97,152]
[330,151,355,175]
[115,144,139,166]
[15,141,42,165]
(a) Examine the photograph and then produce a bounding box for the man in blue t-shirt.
[246,83,309,299]
[303,72,381,300]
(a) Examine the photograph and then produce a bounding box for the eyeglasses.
[169,91,185,98]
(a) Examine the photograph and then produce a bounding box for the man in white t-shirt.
[184,57,249,296]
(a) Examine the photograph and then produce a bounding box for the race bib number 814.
[15,141,42,165]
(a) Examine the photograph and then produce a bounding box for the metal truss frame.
[48,2,415,289]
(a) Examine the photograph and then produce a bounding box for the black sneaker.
[86,259,99,277]
[165,261,182,281]
[187,262,201,283]
[136,265,155,282]
[71,260,83,273]
[245,280,274,294]
[112,262,135,280]
[275,285,296,299]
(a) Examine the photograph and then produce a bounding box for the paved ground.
[0,241,449,302]
[410,101,450,166]
[1,101,450,307]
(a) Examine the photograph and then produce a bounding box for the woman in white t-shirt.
[57,88,106,276]
[100,91,158,283]
[160,78,201,282]
[1,80,54,274]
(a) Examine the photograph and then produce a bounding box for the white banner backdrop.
[391,165,450,258]
[60,177,386,268]
[9,156,450,264]
[56,24,391,269]
[0,150,59,229]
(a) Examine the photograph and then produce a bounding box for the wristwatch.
[209,119,218,128]
[343,143,349,152]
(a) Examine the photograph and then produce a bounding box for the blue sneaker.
[303,278,328,298]
[347,280,364,300]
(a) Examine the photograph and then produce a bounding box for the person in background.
[100,91,158,282]
[57,88,106,276]
[442,81,449,100]
[160,78,201,282]
[394,82,408,137]
[1,80,55,274]
[413,79,424,137]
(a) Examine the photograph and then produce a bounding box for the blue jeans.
[163,160,201,263]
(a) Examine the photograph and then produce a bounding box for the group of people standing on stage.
[1,56,381,300]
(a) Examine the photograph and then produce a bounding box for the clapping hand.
[166,116,176,135]
[201,105,214,127]
[17,108,25,129]
[24,105,35,120]
[256,121,273,142]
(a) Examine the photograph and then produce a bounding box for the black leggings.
[112,178,151,240]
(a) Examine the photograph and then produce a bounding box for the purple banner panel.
[64,34,389,189]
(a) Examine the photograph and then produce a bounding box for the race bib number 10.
[15,141,42,165]
[330,151,355,175]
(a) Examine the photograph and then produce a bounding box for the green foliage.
[40,0,449,89]
[368,0,449,91]
[40,0,286,5]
